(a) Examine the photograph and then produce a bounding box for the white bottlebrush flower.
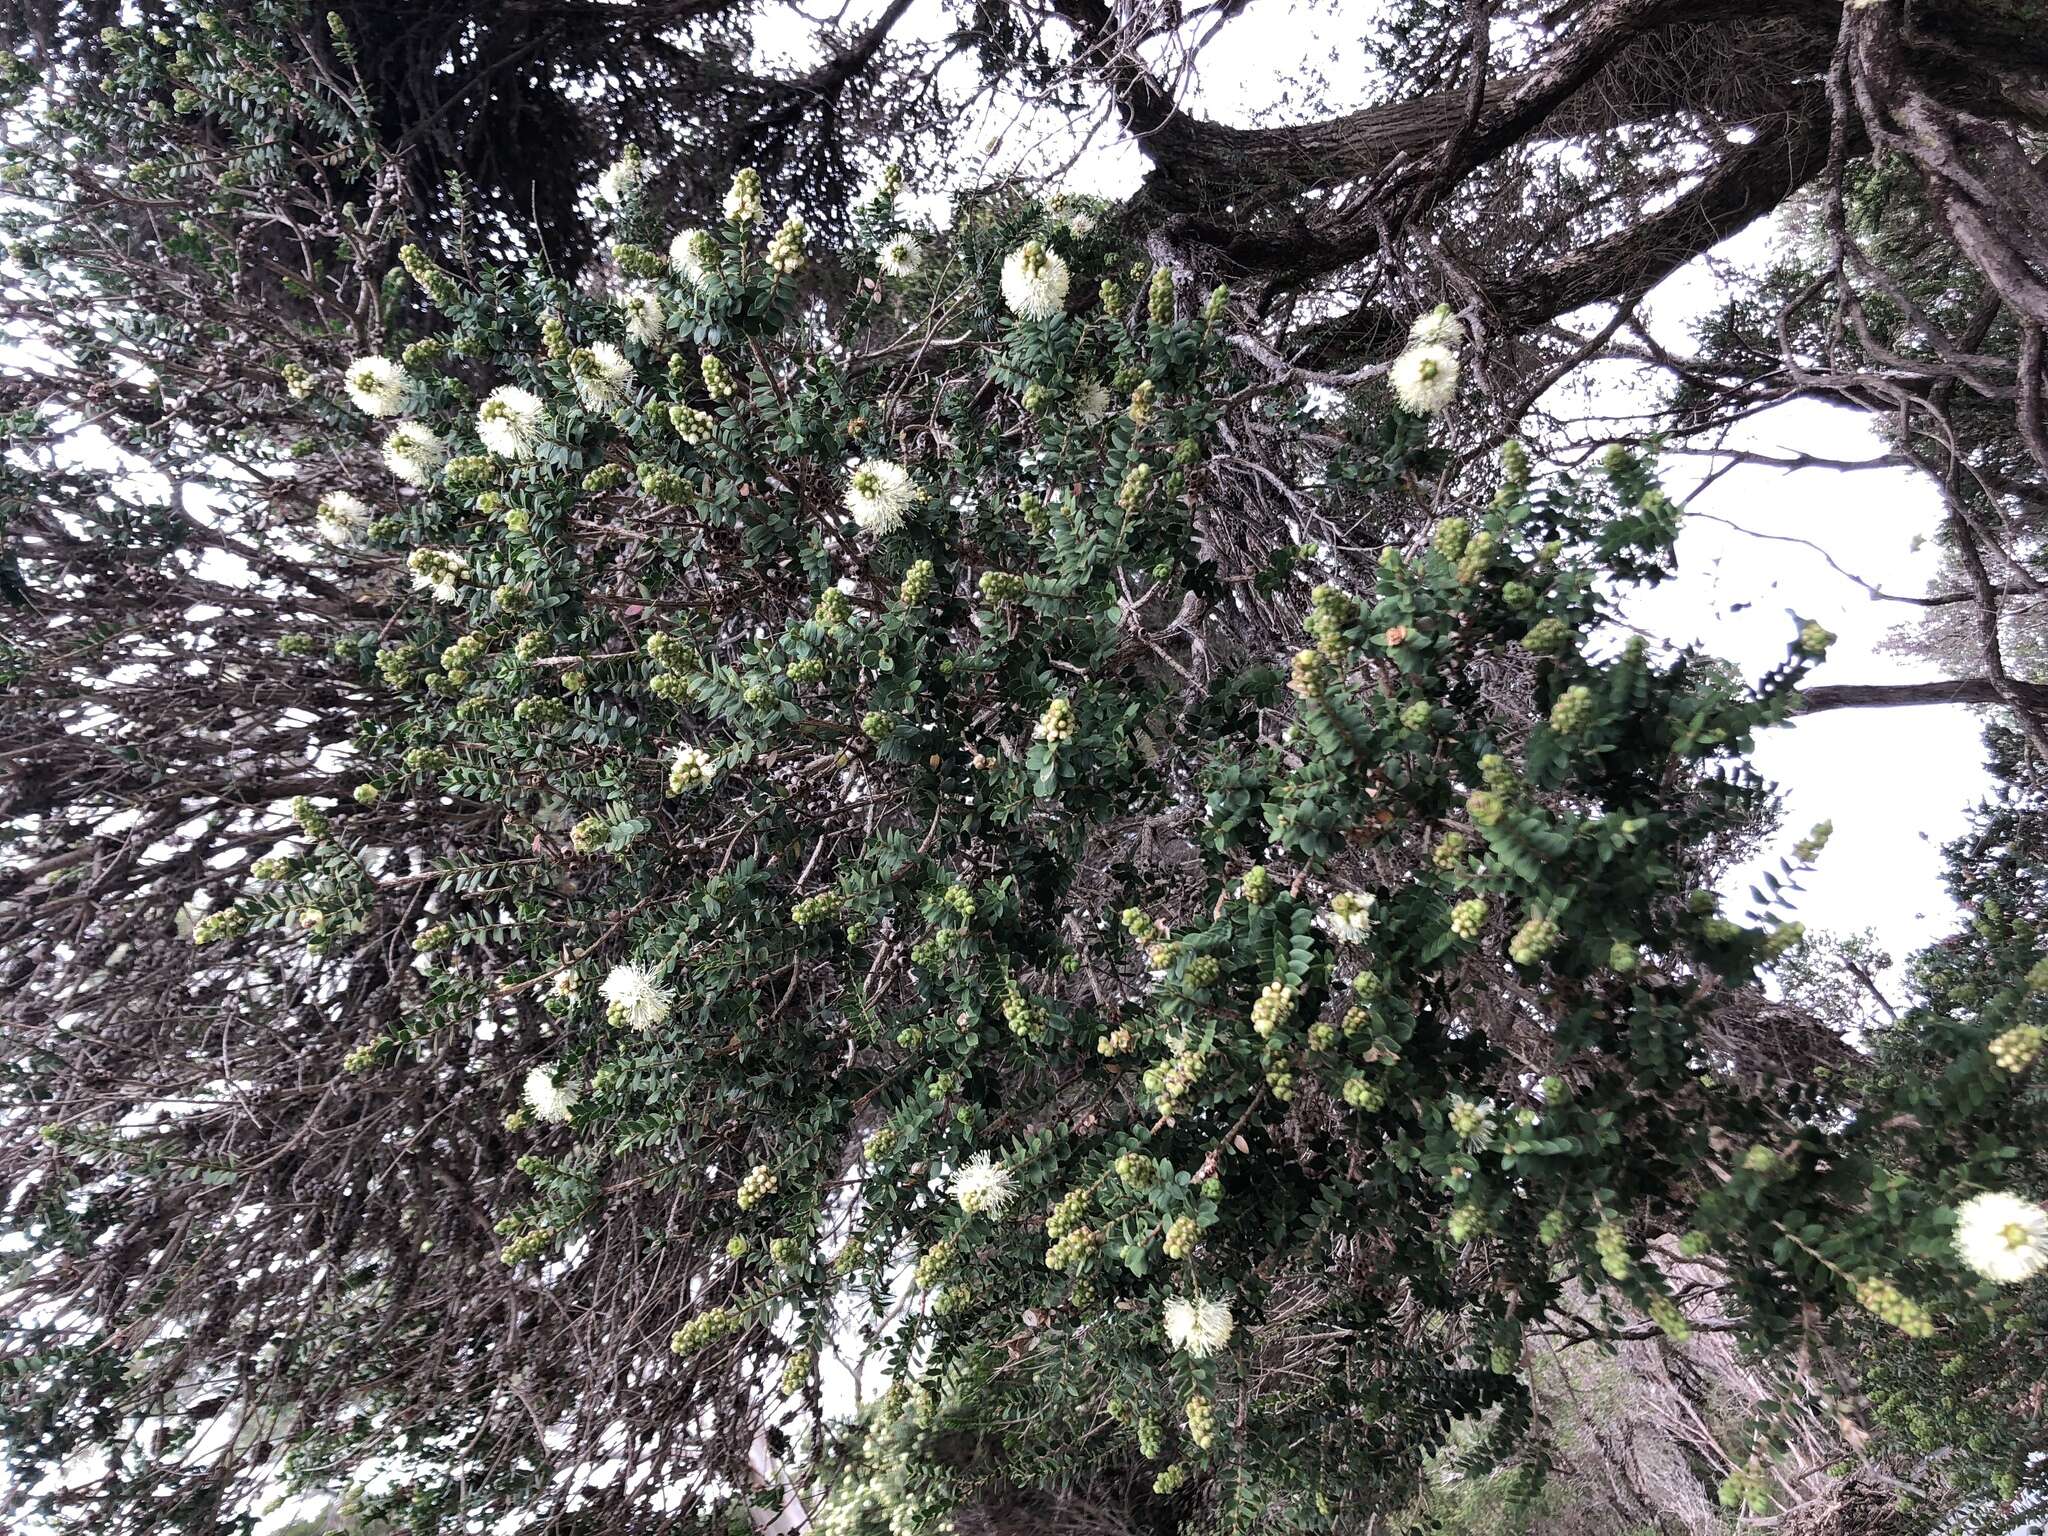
[618,286,666,348]
[313,490,372,545]
[344,356,410,418]
[594,147,646,208]
[601,961,674,1031]
[382,421,447,486]
[1320,891,1376,945]
[1001,241,1070,320]
[669,744,716,793]
[476,385,545,459]
[842,459,919,536]
[723,167,765,224]
[1954,1191,2048,1285]
[670,227,717,285]
[1408,304,1466,349]
[1066,211,1096,238]
[1390,343,1460,415]
[1075,378,1112,422]
[523,1065,581,1124]
[877,232,923,279]
[572,341,634,412]
[950,1152,1017,1216]
[406,546,468,603]
[1162,1294,1235,1358]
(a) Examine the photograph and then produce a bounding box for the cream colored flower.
[344,356,409,417]
[1407,304,1466,349]
[1390,344,1460,414]
[1955,1191,2048,1285]
[877,233,923,279]
[618,286,665,348]
[382,422,447,486]
[601,962,674,1031]
[1001,241,1069,320]
[571,342,633,412]
[1321,891,1376,945]
[523,1066,580,1124]
[476,385,544,459]
[670,228,717,285]
[1162,1294,1234,1357]
[314,490,372,545]
[843,459,918,536]
[950,1152,1017,1215]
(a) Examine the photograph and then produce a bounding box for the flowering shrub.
[37,132,2048,1527]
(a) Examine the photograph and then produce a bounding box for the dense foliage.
[4,3,2047,1535]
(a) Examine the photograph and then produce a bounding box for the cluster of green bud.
[1034,695,1077,744]
[1304,585,1355,651]
[765,213,807,274]
[1266,1066,1295,1100]
[1537,1210,1569,1245]
[280,361,314,399]
[778,1347,811,1396]
[539,313,568,358]
[942,884,975,921]
[1602,940,1638,972]
[1240,865,1272,904]
[1508,914,1560,966]
[665,404,714,445]
[1455,530,1497,584]
[699,353,735,400]
[500,1227,557,1264]
[813,588,852,628]
[1648,1294,1692,1342]
[1432,517,1469,561]
[1521,616,1573,654]
[1399,699,1432,732]
[290,795,330,840]
[1146,1047,1207,1115]
[1147,266,1174,326]
[611,240,668,279]
[1855,1275,1935,1337]
[1044,1223,1100,1272]
[1098,1026,1132,1056]
[1342,1076,1386,1111]
[1047,1187,1091,1240]
[1793,820,1834,863]
[1117,462,1153,512]
[932,1281,977,1316]
[1135,1413,1165,1459]
[671,1306,744,1356]
[1115,1151,1156,1190]
[1099,277,1125,316]
[1002,978,1046,1042]
[1797,620,1835,656]
[192,907,248,946]
[1287,647,1329,700]
[1718,1463,1770,1515]
[1185,1393,1217,1450]
[1163,1214,1199,1259]
[1447,1202,1488,1243]
[898,559,935,605]
[912,1237,956,1289]
[1501,580,1536,611]
[726,1235,750,1260]
[789,891,841,925]
[413,923,453,954]
[444,456,494,495]
[1549,685,1596,734]
[1182,955,1220,990]
[735,1163,779,1209]
[398,243,460,309]
[770,1236,802,1268]
[1593,1221,1633,1279]
[440,632,485,677]
[1761,921,1805,960]
[1128,379,1156,425]
[1152,1462,1189,1495]
[1202,282,1230,325]
[979,570,1029,604]
[1466,790,1505,828]
[1449,899,1488,940]
[860,711,894,742]
[1990,1024,2044,1074]
[403,746,448,773]
[1432,832,1468,871]
[1250,979,1297,1038]
[785,656,826,685]
[514,697,568,731]
[724,167,764,222]
[1306,1021,1336,1052]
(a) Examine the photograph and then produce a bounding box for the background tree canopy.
[0,2,2044,1534]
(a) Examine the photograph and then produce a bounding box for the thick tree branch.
[1797,678,2048,715]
